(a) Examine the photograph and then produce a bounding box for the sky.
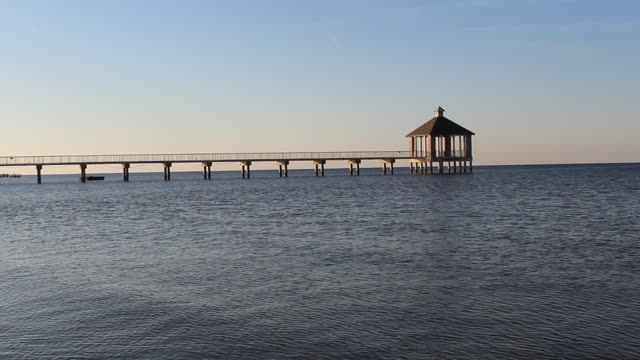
[1,0,639,173]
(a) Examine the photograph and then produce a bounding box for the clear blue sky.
[1,0,639,171]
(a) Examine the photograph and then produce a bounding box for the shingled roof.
[406,107,475,137]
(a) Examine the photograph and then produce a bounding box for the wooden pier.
[0,106,474,183]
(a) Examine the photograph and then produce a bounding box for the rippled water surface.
[1,164,639,359]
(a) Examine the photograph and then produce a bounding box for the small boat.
[87,176,105,181]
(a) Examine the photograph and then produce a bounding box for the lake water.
[1,164,639,359]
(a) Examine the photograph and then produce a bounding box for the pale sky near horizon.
[1,0,639,174]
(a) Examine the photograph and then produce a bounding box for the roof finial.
[434,106,445,117]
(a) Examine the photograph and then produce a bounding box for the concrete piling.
[313,160,326,177]
[382,159,395,175]
[80,164,87,183]
[163,162,172,181]
[123,163,130,182]
[348,160,361,176]
[241,161,251,179]
[202,162,212,179]
[36,165,42,184]
[277,161,289,178]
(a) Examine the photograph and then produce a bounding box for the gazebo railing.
[409,150,468,159]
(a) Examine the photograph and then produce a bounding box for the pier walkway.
[0,150,471,183]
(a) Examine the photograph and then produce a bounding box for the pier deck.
[0,150,471,183]
[0,151,413,166]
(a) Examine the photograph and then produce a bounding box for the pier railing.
[0,151,416,166]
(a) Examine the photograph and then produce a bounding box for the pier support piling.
[382,159,395,175]
[277,161,289,178]
[80,164,87,183]
[313,160,326,177]
[348,160,361,176]
[241,161,252,179]
[35,165,42,184]
[202,162,212,179]
[123,163,130,182]
[163,163,172,181]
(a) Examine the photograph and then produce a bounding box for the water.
[1,164,639,359]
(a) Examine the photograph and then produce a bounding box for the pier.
[0,107,474,183]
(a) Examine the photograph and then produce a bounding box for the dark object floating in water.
[87,176,105,181]
[1,173,21,178]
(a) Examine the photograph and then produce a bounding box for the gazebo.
[406,106,475,174]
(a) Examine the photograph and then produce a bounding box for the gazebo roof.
[406,107,475,137]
